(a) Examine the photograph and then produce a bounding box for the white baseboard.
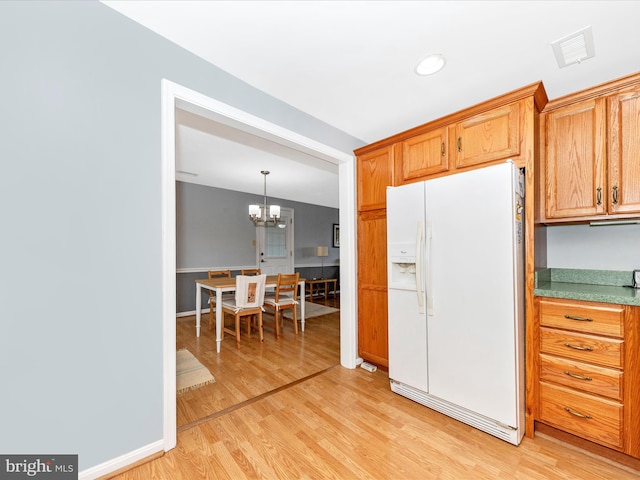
[176,308,210,318]
[78,440,164,480]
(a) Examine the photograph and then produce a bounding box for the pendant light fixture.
[249,170,282,227]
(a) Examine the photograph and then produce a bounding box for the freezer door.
[386,182,428,391]
[388,288,428,391]
[424,162,523,428]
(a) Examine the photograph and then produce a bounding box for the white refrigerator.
[386,161,525,445]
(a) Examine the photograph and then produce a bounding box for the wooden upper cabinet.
[454,102,520,169]
[397,102,522,184]
[357,145,394,211]
[544,98,606,219]
[398,127,448,183]
[540,72,640,222]
[608,85,640,215]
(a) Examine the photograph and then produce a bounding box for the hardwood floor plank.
[176,298,341,427]
[110,296,640,479]
[113,365,640,479]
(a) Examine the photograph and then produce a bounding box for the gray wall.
[176,181,340,312]
[546,224,640,271]
[0,1,362,472]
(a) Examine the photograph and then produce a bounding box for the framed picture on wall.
[333,224,340,248]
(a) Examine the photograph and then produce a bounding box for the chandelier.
[249,170,282,227]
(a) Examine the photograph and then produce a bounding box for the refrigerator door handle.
[416,221,425,314]
[425,222,434,316]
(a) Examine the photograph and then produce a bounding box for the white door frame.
[161,79,359,451]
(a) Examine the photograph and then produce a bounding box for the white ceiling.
[102,1,640,209]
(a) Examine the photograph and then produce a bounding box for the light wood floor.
[110,296,639,479]
[176,296,341,428]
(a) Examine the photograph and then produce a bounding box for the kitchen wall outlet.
[633,269,640,288]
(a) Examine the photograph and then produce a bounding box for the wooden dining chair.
[241,269,263,325]
[220,274,267,348]
[263,272,300,338]
[207,269,231,331]
[241,268,261,276]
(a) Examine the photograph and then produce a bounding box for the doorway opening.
[161,79,358,451]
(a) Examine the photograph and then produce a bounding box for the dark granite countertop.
[534,268,640,307]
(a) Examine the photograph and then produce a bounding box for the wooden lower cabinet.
[357,287,388,367]
[534,297,640,458]
[539,353,623,401]
[539,382,623,449]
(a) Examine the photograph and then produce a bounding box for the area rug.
[283,302,339,320]
[176,349,215,394]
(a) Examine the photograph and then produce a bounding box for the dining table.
[194,275,306,353]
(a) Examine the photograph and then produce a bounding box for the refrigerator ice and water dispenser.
[388,242,418,289]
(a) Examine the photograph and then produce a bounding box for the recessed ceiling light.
[415,54,446,76]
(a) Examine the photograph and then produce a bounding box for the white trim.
[78,440,164,480]
[338,159,360,368]
[177,262,338,274]
[177,266,259,274]
[161,80,177,452]
[177,309,208,318]
[173,91,349,166]
[161,79,357,461]
[176,308,211,318]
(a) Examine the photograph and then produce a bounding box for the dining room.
[175,285,340,429]
[175,158,342,428]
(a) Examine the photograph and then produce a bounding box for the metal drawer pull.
[563,370,592,381]
[564,314,593,322]
[564,407,592,419]
[564,343,593,351]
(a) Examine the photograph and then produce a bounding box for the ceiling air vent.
[551,26,595,68]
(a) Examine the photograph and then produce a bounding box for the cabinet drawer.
[539,353,623,401]
[539,382,623,449]
[539,298,623,337]
[540,328,623,368]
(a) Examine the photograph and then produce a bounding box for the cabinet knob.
[457,137,462,152]
[441,142,445,156]
[612,185,619,205]
[596,187,602,206]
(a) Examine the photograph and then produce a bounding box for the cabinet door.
[454,102,520,169]
[357,145,394,211]
[608,86,640,215]
[358,288,389,367]
[545,98,606,218]
[399,127,448,182]
[357,210,388,366]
